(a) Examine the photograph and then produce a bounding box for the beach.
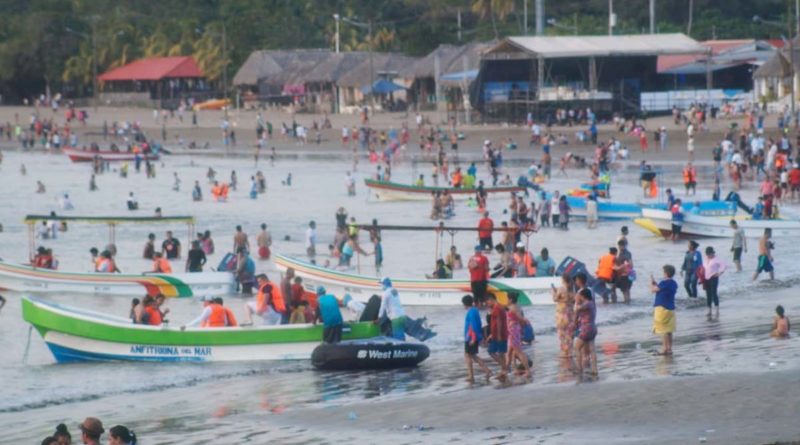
[1,104,800,444]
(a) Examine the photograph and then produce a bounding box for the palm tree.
[472,0,516,39]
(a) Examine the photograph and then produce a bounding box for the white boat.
[364,178,525,202]
[274,254,560,306]
[637,208,800,238]
[0,261,235,297]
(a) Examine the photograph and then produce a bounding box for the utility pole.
[368,19,375,111]
[457,8,462,41]
[608,0,615,36]
[91,22,98,111]
[222,22,229,118]
[523,0,528,35]
[334,14,340,53]
[535,0,544,36]
[649,0,655,34]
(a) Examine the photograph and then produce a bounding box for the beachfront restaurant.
[474,34,707,122]
[97,56,210,108]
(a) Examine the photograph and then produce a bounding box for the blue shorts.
[487,340,507,354]
[757,255,774,273]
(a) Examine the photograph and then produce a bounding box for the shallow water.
[0,149,798,442]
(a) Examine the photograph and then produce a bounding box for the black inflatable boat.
[312,337,430,370]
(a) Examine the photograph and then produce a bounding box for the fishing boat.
[63,147,160,163]
[636,208,800,238]
[274,254,561,306]
[0,261,235,297]
[22,297,392,363]
[364,178,524,202]
[566,197,737,220]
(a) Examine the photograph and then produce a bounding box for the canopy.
[362,79,406,94]
[98,56,203,82]
[24,215,195,225]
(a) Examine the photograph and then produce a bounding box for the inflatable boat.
[311,337,430,370]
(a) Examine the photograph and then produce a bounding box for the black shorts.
[323,325,342,344]
[479,237,493,250]
[671,224,682,236]
[464,341,479,355]
[471,280,488,304]
[732,247,743,262]
[615,276,632,292]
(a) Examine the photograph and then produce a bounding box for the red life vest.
[145,306,162,325]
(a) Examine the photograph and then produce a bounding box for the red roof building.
[98,56,209,106]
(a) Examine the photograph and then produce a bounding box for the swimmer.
[771,305,791,338]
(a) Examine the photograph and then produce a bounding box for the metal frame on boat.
[364,178,524,201]
[274,254,560,306]
[22,297,389,363]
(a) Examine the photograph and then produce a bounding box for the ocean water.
[0,149,798,443]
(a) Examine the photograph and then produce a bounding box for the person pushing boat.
[377,277,406,339]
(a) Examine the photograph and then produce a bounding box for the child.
[651,265,678,355]
[462,294,492,383]
[771,305,791,338]
[505,293,531,378]
[290,301,308,324]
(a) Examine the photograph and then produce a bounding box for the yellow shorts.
[653,306,676,334]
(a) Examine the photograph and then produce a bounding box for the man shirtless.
[256,223,272,260]
[233,225,250,253]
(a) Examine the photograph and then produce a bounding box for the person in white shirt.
[306,220,317,261]
[377,277,406,339]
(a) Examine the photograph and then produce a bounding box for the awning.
[362,79,406,94]
[440,69,479,81]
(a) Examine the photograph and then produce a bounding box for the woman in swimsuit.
[573,288,598,379]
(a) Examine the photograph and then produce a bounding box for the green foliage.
[0,0,794,101]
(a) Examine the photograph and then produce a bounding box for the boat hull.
[63,147,159,163]
[566,197,736,221]
[639,208,800,238]
[22,297,387,363]
[364,179,524,202]
[274,254,559,306]
[0,261,235,297]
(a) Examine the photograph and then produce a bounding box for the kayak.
[0,261,235,297]
[22,297,394,363]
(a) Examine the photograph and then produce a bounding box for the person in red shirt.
[789,164,800,201]
[468,245,490,305]
[486,293,508,378]
[477,212,494,250]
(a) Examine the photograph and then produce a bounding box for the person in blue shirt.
[680,241,702,298]
[670,198,684,241]
[752,196,765,220]
[315,286,343,344]
[534,248,556,277]
[651,265,678,355]
[462,294,491,383]
[467,162,477,178]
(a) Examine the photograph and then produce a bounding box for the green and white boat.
[22,297,391,363]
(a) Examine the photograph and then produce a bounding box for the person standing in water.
[306,220,317,261]
[680,240,702,298]
[192,180,202,201]
[462,294,492,383]
[729,220,746,272]
[256,223,272,260]
[651,265,678,356]
[702,246,726,319]
[233,225,249,253]
[172,172,181,191]
[753,228,775,281]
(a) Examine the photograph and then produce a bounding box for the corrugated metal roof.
[485,34,706,59]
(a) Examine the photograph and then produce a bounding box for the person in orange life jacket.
[181,296,231,329]
[451,167,464,188]
[243,274,285,325]
[513,242,536,277]
[140,295,162,326]
[596,247,617,304]
[149,252,172,273]
[95,250,120,273]
[683,162,697,196]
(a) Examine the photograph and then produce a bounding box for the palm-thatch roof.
[232,49,331,87]
[337,53,420,88]
[296,52,371,84]
[401,41,496,79]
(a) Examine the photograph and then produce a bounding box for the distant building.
[753,37,799,106]
[474,34,706,122]
[97,56,209,107]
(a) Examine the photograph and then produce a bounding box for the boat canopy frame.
[24,214,196,259]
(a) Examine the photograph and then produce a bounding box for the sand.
[273,370,800,444]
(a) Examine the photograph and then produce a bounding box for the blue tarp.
[362,79,406,94]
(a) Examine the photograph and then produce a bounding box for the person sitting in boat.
[377,278,406,340]
[95,250,120,273]
[342,293,366,319]
[149,252,172,274]
[130,298,142,324]
[181,296,236,330]
[427,258,453,279]
[446,245,463,270]
[32,246,55,269]
[315,286,344,344]
[140,295,162,326]
[243,274,285,326]
[289,300,314,324]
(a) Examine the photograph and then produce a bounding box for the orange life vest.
[205,304,227,327]
[596,254,615,281]
[683,167,695,184]
[452,172,463,187]
[269,280,286,314]
[513,252,536,277]
[145,306,162,325]
[153,258,172,273]
[224,307,238,326]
